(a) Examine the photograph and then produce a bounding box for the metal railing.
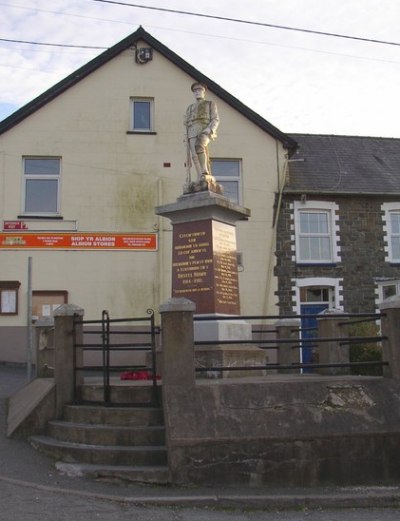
[73,309,160,405]
[193,312,388,376]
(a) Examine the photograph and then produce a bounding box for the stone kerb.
[379,295,400,379]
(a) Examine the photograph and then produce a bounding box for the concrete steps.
[29,383,169,484]
[30,435,167,466]
[47,420,166,446]
[55,462,170,484]
[63,404,164,427]
[79,382,160,405]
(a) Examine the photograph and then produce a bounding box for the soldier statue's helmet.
[191,82,207,92]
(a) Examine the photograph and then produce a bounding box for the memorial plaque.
[212,221,240,314]
[172,219,240,314]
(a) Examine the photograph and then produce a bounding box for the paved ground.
[2,364,400,519]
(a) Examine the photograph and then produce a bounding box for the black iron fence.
[70,309,389,387]
[72,309,160,405]
[193,312,388,376]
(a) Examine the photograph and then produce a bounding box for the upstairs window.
[130,98,154,132]
[382,203,400,263]
[390,212,400,261]
[294,201,340,264]
[299,211,331,261]
[211,159,241,204]
[23,157,60,215]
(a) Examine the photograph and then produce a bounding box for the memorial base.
[194,318,266,379]
[195,344,268,379]
[194,318,252,342]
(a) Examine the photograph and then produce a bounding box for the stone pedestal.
[156,191,266,376]
[156,191,250,315]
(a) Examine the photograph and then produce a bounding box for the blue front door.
[300,303,329,367]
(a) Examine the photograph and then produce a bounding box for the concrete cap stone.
[274,318,301,327]
[53,304,84,317]
[159,298,196,313]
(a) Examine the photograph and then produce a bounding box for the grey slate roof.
[286,134,400,195]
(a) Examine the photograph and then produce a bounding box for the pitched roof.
[0,27,297,151]
[286,133,400,195]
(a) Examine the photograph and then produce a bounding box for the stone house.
[275,134,400,351]
[0,26,296,363]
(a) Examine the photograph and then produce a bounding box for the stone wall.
[275,195,400,314]
[161,297,400,487]
[163,376,400,486]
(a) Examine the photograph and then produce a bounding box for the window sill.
[18,215,63,220]
[296,263,338,267]
[126,131,157,135]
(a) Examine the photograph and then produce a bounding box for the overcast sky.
[2,0,400,137]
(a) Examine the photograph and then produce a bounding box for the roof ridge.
[0,26,296,150]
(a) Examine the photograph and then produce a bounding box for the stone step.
[64,404,164,427]
[79,383,161,405]
[56,462,170,485]
[30,435,168,466]
[48,420,165,446]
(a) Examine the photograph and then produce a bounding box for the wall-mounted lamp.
[135,47,153,64]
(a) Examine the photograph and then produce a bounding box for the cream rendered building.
[0,27,296,363]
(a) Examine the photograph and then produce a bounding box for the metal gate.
[73,309,160,406]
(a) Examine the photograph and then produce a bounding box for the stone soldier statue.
[184,82,221,192]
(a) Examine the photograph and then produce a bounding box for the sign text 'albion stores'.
[172,220,239,314]
[0,232,157,250]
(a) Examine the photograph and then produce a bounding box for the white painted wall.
[0,41,288,361]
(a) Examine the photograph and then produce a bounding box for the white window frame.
[22,157,61,216]
[130,97,154,132]
[293,200,340,264]
[211,158,242,204]
[382,203,400,263]
[292,277,343,314]
[376,279,400,303]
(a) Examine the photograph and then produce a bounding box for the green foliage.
[348,321,382,376]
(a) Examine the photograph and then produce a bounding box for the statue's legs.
[189,134,210,179]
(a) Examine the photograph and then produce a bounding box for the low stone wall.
[163,376,400,486]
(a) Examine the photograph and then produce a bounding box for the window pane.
[391,213,400,234]
[392,237,400,261]
[219,181,239,203]
[133,101,151,130]
[211,159,240,203]
[300,212,328,234]
[383,284,397,299]
[25,179,58,212]
[300,237,331,261]
[25,158,59,176]
[211,160,240,177]
[306,288,323,302]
